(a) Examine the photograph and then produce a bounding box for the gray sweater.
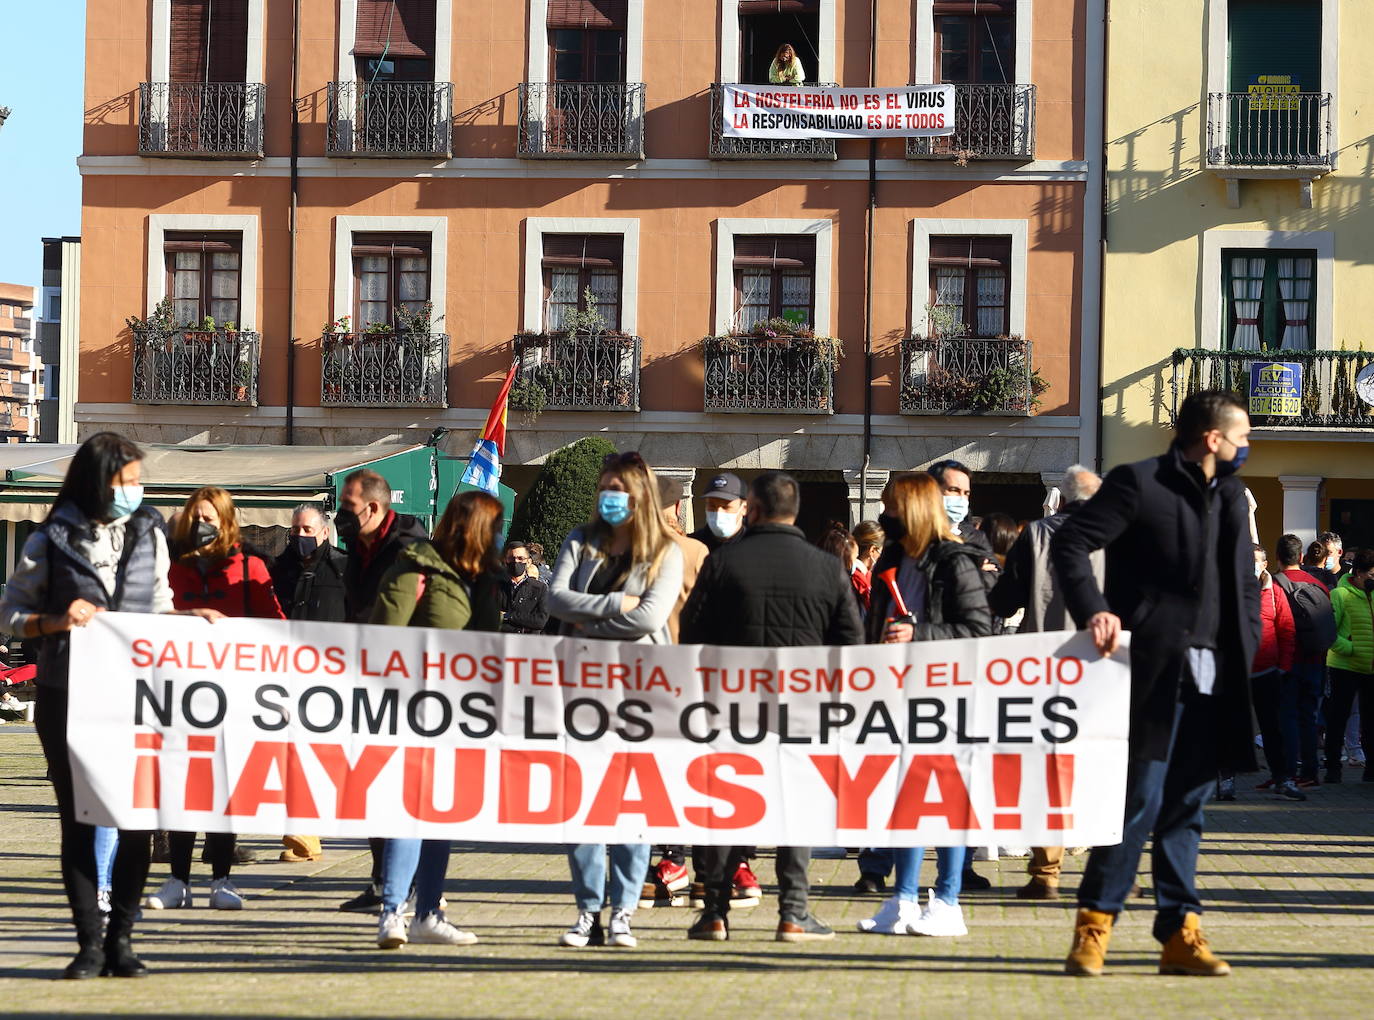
[547,526,684,644]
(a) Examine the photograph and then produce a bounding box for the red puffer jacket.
[170,548,286,619]
[1251,579,1295,675]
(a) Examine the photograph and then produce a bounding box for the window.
[354,0,437,81]
[169,0,248,83]
[1223,249,1316,349]
[928,237,1012,337]
[732,236,816,330]
[548,0,627,82]
[934,0,1014,83]
[739,0,819,84]
[163,233,243,327]
[542,234,623,331]
[352,234,431,328]
[48,295,61,320]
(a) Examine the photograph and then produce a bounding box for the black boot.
[61,939,104,980]
[101,932,148,978]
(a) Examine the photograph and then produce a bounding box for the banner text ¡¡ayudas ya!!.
[68,614,1130,847]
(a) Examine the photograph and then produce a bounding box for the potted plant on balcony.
[704,311,844,411]
[184,315,218,344]
[125,298,175,350]
[512,288,632,416]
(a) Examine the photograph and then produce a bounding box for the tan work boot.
[1016,877,1060,900]
[1159,913,1230,976]
[279,835,322,863]
[1065,909,1115,976]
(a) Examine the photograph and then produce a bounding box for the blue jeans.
[94,827,119,891]
[1078,682,1216,943]
[568,843,650,913]
[894,846,967,905]
[381,839,450,917]
[1282,662,1324,780]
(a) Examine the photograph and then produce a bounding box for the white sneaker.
[608,908,637,948]
[999,846,1031,858]
[97,888,112,915]
[208,877,245,910]
[559,910,603,948]
[144,877,191,910]
[908,890,968,937]
[409,911,479,946]
[377,909,408,949]
[856,896,922,935]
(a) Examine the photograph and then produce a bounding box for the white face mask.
[1255,562,1265,579]
[706,509,742,540]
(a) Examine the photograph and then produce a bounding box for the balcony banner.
[67,613,1129,847]
[721,84,956,138]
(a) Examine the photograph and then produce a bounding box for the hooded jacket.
[1327,573,1374,675]
[371,539,503,632]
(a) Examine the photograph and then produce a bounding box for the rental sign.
[721,84,956,139]
[68,615,1129,847]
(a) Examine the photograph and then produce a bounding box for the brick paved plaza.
[2,726,1371,1018]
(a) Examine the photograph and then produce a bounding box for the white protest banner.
[721,84,955,139]
[68,614,1129,847]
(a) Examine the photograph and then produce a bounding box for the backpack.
[1274,573,1338,656]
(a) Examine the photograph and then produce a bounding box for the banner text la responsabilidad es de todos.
[721,84,956,139]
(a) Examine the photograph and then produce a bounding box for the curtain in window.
[171,253,202,326]
[737,269,772,330]
[1229,256,1264,348]
[932,267,966,335]
[588,267,619,326]
[779,270,812,326]
[974,271,1006,337]
[545,266,580,331]
[1276,257,1313,350]
[357,256,390,327]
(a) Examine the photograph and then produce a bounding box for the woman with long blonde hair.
[547,451,685,950]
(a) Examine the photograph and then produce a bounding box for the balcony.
[0,343,26,367]
[708,84,838,160]
[131,327,261,405]
[1205,92,1334,207]
[138,82,266,158]
[906,84,1036,162]
[511,332,641,412]
[900,337,1040,416]
[0,382,32,401]
[327,82,453,158]
[703,331,839,414]
[321,331,448,407]
[1172,348,1374,430]
[517,83,645,160]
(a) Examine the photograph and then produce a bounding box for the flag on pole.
[461,361,518,496]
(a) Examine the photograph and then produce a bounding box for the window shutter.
[351,233,431,258]
[738,1,819,14]
[163,232,241,254]
[541,234,623,267]
[208,0,249,81]
[546,0,628,30]
[355,0,437,59]
[169,0,208,83]
[732,236,816,269]
[932,1,1015,13]
[928,236,1012,268]
[169,0,248,82]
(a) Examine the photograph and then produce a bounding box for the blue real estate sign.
[1249,361,1303,416]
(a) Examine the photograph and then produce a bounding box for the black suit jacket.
[1051,445,1261,768]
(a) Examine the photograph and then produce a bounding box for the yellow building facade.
[1103,0,1374,551]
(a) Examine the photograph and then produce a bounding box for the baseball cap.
[700,472,746,502]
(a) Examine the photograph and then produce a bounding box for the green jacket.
[1327,573,1374,675]
[370,539,502,632]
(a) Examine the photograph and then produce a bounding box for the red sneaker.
[1254,778,1275,790]
[655,858,690,893]
[732,862,762,902]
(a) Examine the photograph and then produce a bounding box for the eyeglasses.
[602,451,648,470]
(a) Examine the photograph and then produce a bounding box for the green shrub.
[509,435,618,559]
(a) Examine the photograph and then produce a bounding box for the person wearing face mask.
[149,488,285,914]
[925,460,996,561]
[547,452,684,950]
[689,472,748,552]
[1322,546,1374,784]
[1052,390,1260,978]
[0,433,225,979]
[499,539,549,634]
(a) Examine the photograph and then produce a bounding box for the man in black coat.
[500,540,549,633]
[680,471,862,944]
[271,506,348,624]
[1052,390,1260,978]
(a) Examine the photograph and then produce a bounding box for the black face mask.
[1364,578,1374,595]
[507,561,527,579]
[333,508,361,545]
[877,512,906,542]
[296,535,319,559]
[191,521,218,549]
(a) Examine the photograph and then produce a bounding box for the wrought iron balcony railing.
[517,82,645,159]
[1206,92,1334,169]
[321,331,448,407]
[512,332,641,411]
[906,83,1036,161]
[327,82,453,158]
[131,327,260,405]
[709,84,838,160]
[900,337,1037,415]
[138,82,266,158]
[703,334,837,413]
[1172,348,1374,428]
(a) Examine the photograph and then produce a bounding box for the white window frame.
[719,0,837,84]
[714,218,834,336]
[337,0,454,85]
[1201,228,1333,352]
[332,216,449,328]
[526,0,645,84]
[911,219,1027,337]
[146,214,260,329]
[523,218,640,333]
[913,0,1033,85]
[150,0,267,83]
[1205,0,1339,169]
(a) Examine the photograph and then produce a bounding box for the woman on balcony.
[768,43,807,86]
[857,472,993,939]
[145,487,284,914]
[547,452,685,950]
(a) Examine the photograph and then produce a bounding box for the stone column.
[1278,476,1323,547]
[655,467,698,533]
[842,468,891,527]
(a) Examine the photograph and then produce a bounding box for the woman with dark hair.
[819,521,869,614]
[978,512,1022,566]
[768,42,807,84]
[145,487,284,913]
[370,490,506,951]
[0,432,224,979]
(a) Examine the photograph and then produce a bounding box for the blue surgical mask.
[706,509,742,540]
[943,494,970,527]
[598,489,632,526]
[110,484,144,519]
[1215,442,1249,478]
